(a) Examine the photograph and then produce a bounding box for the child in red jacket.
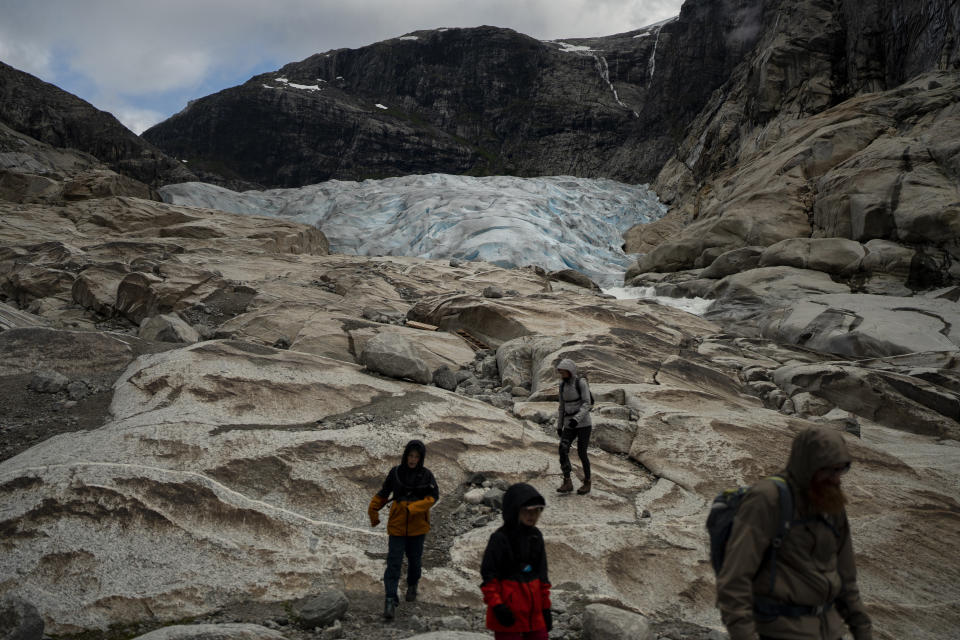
[480,483,552,640]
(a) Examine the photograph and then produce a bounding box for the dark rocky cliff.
[0,61,194,188]
[654,0,960,209]
[142,3,768,189]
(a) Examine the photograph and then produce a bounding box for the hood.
[786,427,852,489]
[402,439,426,469]
[557,358,578,378]
[501,482,545,527]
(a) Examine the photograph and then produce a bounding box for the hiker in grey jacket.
[717,427,872,640]
[555,358,593,495]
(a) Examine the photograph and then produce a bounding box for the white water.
[604,285,713,316]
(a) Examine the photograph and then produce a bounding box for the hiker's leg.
[405,534,426,588]
[576,426,592,480]
[383,535,405,602]
[558,427,575,476]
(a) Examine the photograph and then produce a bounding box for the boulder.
[482,285,504,299]
[758,238,865,276]
[432,366,460,391]
[27,370,69,394]
[359,332,432,384]
[291,591,348,630]
[0,595,43,640]
[139,314,201,344]
[129,624,285,640]
[549,269,601,291]
[591,418,638,455]
[71,263,130,317]
[860,239,915,279]
[582,604,653,640]
[700,246,764,279]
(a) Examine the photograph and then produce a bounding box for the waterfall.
[594,54,639,118]
[648,27,663,80]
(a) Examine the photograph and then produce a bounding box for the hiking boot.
[557,475,573,493]
[383,597,397,620]
[577,478,592,495]
[405,583,418,602]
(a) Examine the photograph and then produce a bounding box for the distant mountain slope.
[143,2,768,189]
[0,61,194,187]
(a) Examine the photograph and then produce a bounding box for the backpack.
[706,475,793,594]
[560,375,595,406]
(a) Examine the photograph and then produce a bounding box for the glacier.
[159,174,666,287]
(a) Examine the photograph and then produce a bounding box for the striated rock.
[773,362,960,440]
[139,314,201,344]
[359,332,432,384]
[0,301,47,331]
[0,328,150,376]
[582,604,652,640]
[129,624,284,640]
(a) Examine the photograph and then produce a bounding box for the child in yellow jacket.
[368,439,439,619]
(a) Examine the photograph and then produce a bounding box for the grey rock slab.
[706,266,850,331]
[582,603,653,640]
[360,332,432,384]
[291,590,348,629]
[0,327,145,376]
[760,294,960,358]
[0,595,44,640]
[129,624,285,640]
[696,246,764,280]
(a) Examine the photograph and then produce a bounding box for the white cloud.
[108,105,166,135]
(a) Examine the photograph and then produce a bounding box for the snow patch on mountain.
[159,174,665,286]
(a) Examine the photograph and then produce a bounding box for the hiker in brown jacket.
[717,427,873,640]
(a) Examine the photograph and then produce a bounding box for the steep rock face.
[626,0,960,285]
[143,7,766,188]
[0,62,194,188]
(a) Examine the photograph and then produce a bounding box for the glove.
[569,418,578,428]
[369,513,380,527]
[493,604,515,627]
[543,608,553,631]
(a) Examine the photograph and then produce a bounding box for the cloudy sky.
[0,0,682,134]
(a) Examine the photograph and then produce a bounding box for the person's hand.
[369,514,380,527]
[569,418,578,428]
[543,608,553,631]
[493,604,515,627]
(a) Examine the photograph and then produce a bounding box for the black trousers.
[559,426,591,480]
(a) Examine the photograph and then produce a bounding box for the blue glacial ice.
[159,173,666,287]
